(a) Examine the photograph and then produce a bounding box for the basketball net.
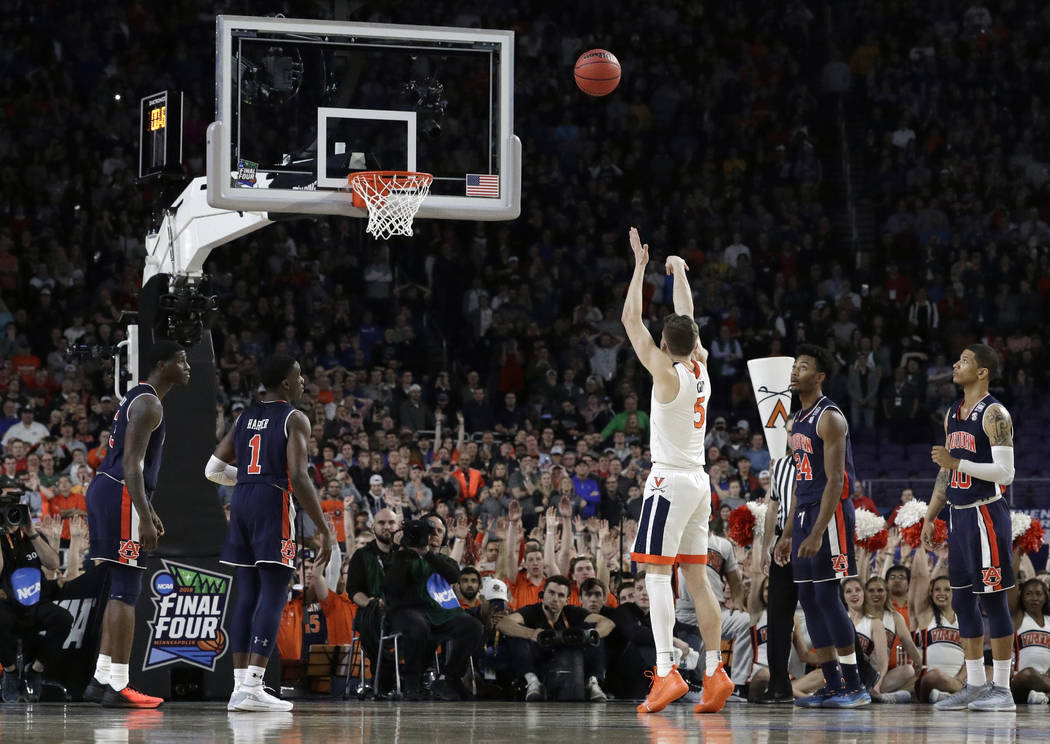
[349,171,433,240]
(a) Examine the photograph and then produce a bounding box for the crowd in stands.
[1,0,1049,704]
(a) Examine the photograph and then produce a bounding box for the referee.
[756,455,796,703]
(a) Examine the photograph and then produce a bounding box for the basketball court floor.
[1,701,1042,743]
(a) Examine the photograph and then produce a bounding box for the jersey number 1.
[247,434,263,475]
[693,396,706,429]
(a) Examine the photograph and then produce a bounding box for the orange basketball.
[197,629,226,653]
[574,49,621,97]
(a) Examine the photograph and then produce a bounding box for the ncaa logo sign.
[144,560,233,672]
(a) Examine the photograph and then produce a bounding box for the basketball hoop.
[348,171,433,239]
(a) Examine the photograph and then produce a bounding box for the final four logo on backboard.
[144,560,232,671]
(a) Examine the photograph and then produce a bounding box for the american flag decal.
[466,173,500,198]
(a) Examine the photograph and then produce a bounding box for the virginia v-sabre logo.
[144,560,232,671]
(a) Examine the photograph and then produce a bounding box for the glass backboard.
[207,15,520,221]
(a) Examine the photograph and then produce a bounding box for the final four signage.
[144,560,232,671]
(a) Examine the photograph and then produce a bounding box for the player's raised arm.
[621,228,675,384]
[665,256,693,318]
[665,255,708,367]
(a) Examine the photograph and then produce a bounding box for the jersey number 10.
[950,470,971,489]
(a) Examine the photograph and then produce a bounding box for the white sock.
[1028,691,1048,704]
[94,654,111,685]
[929,689,949,703]
[524,672,540,686]
[645,573,676,676]
[838,651,858,666]
[233,668,247,692]
[705,650,721,677]
[965,658,985,687]
[244,665,266,689]
[110,663,129,692]
[992,659,1011,689]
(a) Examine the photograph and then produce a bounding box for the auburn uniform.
[788,396,858,583]
[220,400,299,569]
[86,383,166,569]
[943,394,1014,594]
[632,360,712,565]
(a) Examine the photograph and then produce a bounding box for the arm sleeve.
[956,446,1014,486]
[204,455,238,486]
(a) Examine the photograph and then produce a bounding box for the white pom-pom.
[895,499,928,529]
[1011,512,1033,542]
[855,508,887,540]
[747,501,768,546]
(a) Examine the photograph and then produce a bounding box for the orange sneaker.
[101,685,164,709]
[636,665,689,713]
[693,663,733,714]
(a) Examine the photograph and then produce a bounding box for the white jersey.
[650,360,709,470]
[1016,612,1050,674]
[854,614,875,657]
[918,615,964,674]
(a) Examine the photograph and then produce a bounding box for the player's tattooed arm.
[984,404,1013,447]
[932,468,950,498]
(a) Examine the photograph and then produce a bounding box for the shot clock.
[139,90,183,179]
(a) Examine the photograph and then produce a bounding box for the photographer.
[0,493,72,702]
[384,518,483,700]
[497,574,613,702]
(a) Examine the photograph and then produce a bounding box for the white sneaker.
[230,685,293,712]
[1028,691,1049,705]
[586,676,607,703]
[227,689,248,711]
[929,689,950,703]
[524,677,545,702]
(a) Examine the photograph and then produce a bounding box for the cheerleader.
[1010,578,1050,704]
[843,578,888,697]
[865,576,922,694]
[913,577,966,703]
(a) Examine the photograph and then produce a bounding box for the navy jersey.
[97,383,166,493]
[945,394,1007,507]
[789,396,856,507]
[234,400,297,490]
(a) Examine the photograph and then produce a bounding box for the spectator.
[384,519,483,700]
[1,407,48,448]
[599,394,650,441]
[497,575,613,702]
[743,433,770,474]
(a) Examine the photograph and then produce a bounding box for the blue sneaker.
[823,688,872,708]
[795,686,837,708]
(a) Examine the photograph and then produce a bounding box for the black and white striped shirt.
[767,456,796,535]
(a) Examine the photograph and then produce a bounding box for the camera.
[0,489,30,529]
[400,519,434,550]
[536,627,600,650]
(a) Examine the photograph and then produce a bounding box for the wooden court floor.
[0,700,1045,743]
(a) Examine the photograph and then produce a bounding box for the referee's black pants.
[766,556,796,695]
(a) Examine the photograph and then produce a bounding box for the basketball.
[574,49,621,97]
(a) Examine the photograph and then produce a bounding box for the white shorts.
[631,467,711,565]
